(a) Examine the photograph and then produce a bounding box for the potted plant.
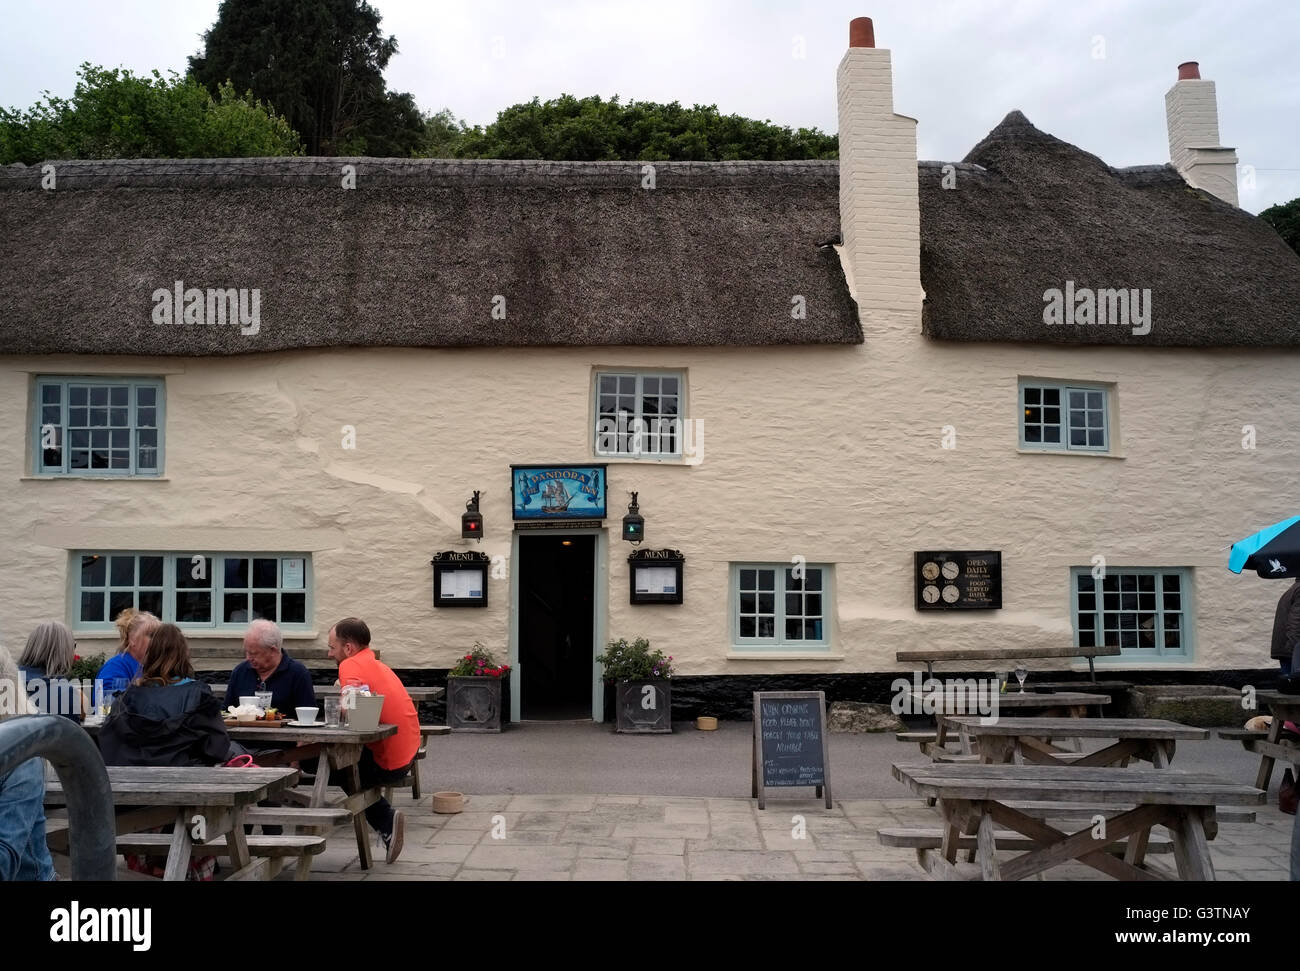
[445,642,511,733]
[596,637,673,733]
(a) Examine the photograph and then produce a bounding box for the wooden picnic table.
[1241,691,1300,790]
[223,722,398,871]
[902,688,1110,754]
[895,644,1121,681]
[944,716,1209,767]
[44,765,299,881]
[890,762,1263,880]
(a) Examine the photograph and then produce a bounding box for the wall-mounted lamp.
[462,490,483,541]
[622,491,644,544]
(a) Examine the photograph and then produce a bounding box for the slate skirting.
[196,667,1289,723]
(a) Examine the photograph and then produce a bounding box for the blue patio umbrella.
[1229,515,1300,578]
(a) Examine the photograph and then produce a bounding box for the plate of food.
[224,704,290,726]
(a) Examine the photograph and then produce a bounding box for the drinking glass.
[255,690,273,712]
[324,697,341,728]
[1014,666,1028,693]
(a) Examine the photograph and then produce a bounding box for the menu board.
[431,551,490,608]
[914,551,1002,610]
[750,691,832,809]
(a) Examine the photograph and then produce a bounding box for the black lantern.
[622,492,644,544]
[462,491,483,541]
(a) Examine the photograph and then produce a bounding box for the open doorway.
[517,534,595,719]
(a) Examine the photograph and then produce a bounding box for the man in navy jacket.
[224,620,316,715]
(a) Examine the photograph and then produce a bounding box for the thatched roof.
[919,110,1300,345]
[2,112,1297,355]
[0,159,860,355]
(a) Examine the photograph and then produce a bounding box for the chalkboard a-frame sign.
[751,691,832,810]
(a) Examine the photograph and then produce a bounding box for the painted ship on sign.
[511,465,608,521]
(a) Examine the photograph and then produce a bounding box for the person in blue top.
[18,620,86,721]
[0,645,56,881]
[223,620,316,715]
[95,611,159,694]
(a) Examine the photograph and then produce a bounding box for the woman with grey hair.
[0,644,56,880]
[18,621,85,722]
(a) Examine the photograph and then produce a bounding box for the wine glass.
[1014,666,1028,693]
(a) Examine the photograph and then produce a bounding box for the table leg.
[1169,807,1217,881]
[349,761,373,870]
[226,806,253,873]
[975,805,1001,880]
[1256,714,1283,791]
[162,809,194,882]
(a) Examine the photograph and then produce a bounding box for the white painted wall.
[2,337,1296,687]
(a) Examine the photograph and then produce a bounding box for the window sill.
[73,630,318,639]
[1016,448,1124,460]
[727,651,843,661]
[21,475,169,482]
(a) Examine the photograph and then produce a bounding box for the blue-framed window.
[594,370,685,459]
[35,377,163,475]
[1020,381,1109,451]
[732,563,830,651]
[1071,567,1190,659]
[74,552,311,631]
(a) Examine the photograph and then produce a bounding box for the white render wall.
[2,334,1297,682]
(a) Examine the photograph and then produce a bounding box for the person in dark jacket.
[100,624,238,768]
[1272,578,1300,676]
[224,619,316,715]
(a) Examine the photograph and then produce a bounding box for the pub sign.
[914,551,1002,610]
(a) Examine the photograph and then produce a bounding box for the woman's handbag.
[223,753,260,768]
[1281,768,1297,815]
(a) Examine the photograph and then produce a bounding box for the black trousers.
[329,747,409,834]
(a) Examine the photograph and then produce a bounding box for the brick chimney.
[836,17,921,317]
[1165,61,1239,206]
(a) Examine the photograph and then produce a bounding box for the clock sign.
[914,551,1002,610]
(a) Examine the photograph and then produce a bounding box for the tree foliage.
[189,0,424,156]
[0,63,300,164]
[420,94,838,161]
[1259,197,1300,257]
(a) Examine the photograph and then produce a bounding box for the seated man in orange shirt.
[327,617,420,863]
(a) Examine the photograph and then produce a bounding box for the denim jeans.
[1283,659,1293,677]
[329,748,409,835]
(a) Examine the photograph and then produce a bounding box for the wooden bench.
[114,831,327,881]
[191,645,380,672]
[877,827,1176,855]
[383,725,451,802]
[1218,728,1268,742]
[895,644,1121,682]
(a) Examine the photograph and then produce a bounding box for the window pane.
[1070,428,1087,446]
[1025,406,1041,423]
[253,558,278,588]
[81,555,106,587]
[786,593,801,614]
[90,386,108,407]
[740,617,755,638]
[41,384,61,404]
[1162,575,1181,592]
[224,593,250,623]
[740,569,755,588]
[1077,575,1094,592]
[175,592,211,623]
[805,594,822,616]
[758,571,775,591]
[109,590,134,619]
[1025,426,1041,443]
[281,593,306,624]
[1043,426,1060,443]
[757,618,775,638]
[740,593,755,613]
[109,386,128,406]
[69,386,87,406]
[137,407,156,428]
[138,590,163,616]
[176,556,212,589]
[90,408,108,427]
[1078,593,1095,610]
[805,570,822,591]
[804,620,822,640]
[758,594,774,614]
[137,386,156,407]
[225,558,249,588]
[252,592,277,621]
[110,556,135,586]
[1068,391,1085,409]
[1024,387,1040,405]
[139,556,164,586]
[786,619,803,640]
[1087,392,1103,410]
[80,591,104,623]
[1043,407,1059,424]
[1044,389,1059,406]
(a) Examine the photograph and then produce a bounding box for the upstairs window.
[594,371,684,459]
[36,377,163,475]
[1020,381,1108,452]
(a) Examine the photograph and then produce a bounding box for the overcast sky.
[1,0,1295,212]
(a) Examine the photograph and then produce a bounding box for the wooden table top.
[895,645,1121,662]
[223,722,397,744]
[901,688,1110,708]
[943,717,1209,739]
[1256,691,1300,709]
[891,762,1264,806]
[45,766,299,807]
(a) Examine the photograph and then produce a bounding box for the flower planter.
[446,675,508,733]
[612,679,672,734]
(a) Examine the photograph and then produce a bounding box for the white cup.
[295,706,319,725]
[240,696,258,708]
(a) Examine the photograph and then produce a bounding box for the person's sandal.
[385,810,405,864]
